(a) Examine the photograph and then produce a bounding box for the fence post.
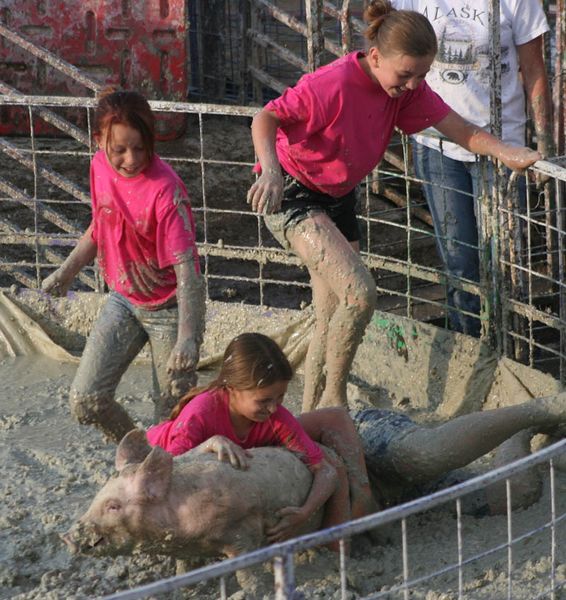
[274,553,302,600]
[485,0,504,352]
[305,0,324,71]
[239,0,250,104]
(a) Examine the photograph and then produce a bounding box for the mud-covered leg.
[288,214,376,411]
[139,304,198,422]
[224,523,273,598]
[388,393,566,484]
[301,271,337,409]
[70,294,147,443]
[299,408,379,519]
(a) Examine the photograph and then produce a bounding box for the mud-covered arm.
[247,109,285,215]
[266,458,338,543]
[41,223,97,296]
[518,35,554,158]
[434,110,541,171]
[167,258,205,374]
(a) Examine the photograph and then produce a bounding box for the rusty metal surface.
[0,1,188,137]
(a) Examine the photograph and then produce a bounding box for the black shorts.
[264,172,361,250]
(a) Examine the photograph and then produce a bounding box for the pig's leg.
[140,305,198,422]
[223,522,273,598]
[298,408,379,518]
[69,294,147,443]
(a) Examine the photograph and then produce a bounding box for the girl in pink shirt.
[42,90,205,443]
[247,0,540,413]
[148,332,374,547]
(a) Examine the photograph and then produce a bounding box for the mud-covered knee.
[69,389,111,425]
[345,271,377,319]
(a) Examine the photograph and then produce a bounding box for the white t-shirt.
[392,0,549,161]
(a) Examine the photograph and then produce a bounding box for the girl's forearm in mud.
[301,459,338,520]
[174,259,205,351]
[248,110,285,214]
[251,109,282,174]
[435,110,541,171]
[42,224,97,294]
[59,224,98,276]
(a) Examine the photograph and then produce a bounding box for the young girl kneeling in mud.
[42,90,205,443]
[147,332,375,547]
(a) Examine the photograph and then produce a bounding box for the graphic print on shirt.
[432,20,510,87]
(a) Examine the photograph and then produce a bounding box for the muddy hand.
[246,170,284,215]
[499,146,541,172]
[167,338,199,374]
[207,435,252,470]
[266,506,307,543]
[41,270,72,297]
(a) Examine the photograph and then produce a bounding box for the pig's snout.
[60,530,79,554]
[60,523,104,555]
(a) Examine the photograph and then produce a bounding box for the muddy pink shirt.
[146,387,324,467]
[262,51,451,197]
[90,151,199,308]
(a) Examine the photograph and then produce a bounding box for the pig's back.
[173,447,314,511]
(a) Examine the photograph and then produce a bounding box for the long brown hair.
[169,332,293,420]
[364,0,437,58]
[93,88,156,161]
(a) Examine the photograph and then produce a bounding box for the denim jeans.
[412,143,485,337]
[71,292,196,427]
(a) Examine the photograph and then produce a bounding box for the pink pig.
[62,429,322,563]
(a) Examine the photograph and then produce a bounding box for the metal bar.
[506,478,513,600]
[456,498,463,599]
[0,23,102,93]
[0,138,90,204]
[252,0,341,57]
[401,518,409,600]
[0,82,90,146]
[0,94,259,117]
[550,459,557,600]
[339,537,347,599]
[274,552,296,600]
[248,65,287,94]
[0,177,82,234]
[0,216,95,289]
[553,0,565,156]
[305,0,324,71]
[247,30,309,72]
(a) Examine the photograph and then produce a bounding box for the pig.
[62,429,322,564]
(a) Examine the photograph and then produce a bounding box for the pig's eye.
[105,500,122,512]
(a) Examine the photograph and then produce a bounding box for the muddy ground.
[1,351,565,600]
[1,109,565,600]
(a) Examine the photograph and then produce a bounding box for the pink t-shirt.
[262,51,451,198]
[146,387,324,467]
[91,151,200,308]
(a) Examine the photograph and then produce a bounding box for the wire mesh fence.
[1,93,566,380]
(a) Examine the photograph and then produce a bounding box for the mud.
[1,294,566,599]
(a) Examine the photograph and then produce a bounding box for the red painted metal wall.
[0,0,188,138]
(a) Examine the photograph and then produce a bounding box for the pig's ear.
[116,429,152,472]
[134,446,173,501]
